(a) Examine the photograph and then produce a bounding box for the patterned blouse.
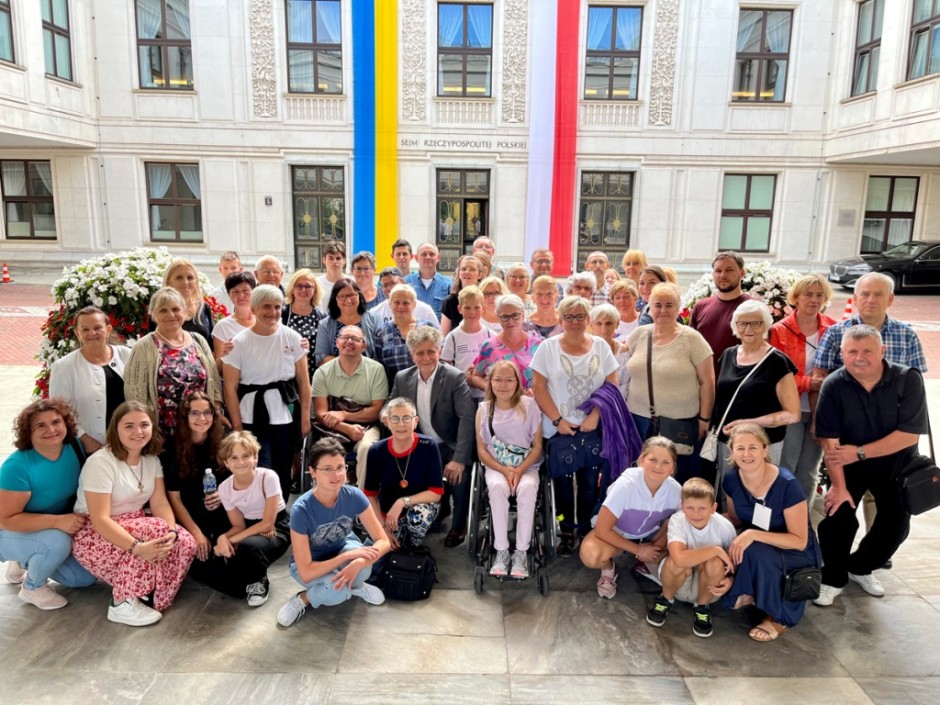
[283,307,322,379]
[473,331,542,389]
[155,338,208,432]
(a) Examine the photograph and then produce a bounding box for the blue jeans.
[0,528,97,591]
[288,536,372,608]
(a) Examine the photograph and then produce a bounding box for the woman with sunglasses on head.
[313,277,377,367]
[470,294,542,393]
[281,268,323,380]
[531,296,619,557]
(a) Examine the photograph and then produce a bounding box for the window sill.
[45,74,81,89]
[893,73,939,90]
[433,95,495,102]
[132,88,197,95]
[728,101,791,108]
[285,91,345,98]
[0,59,26,72]
[840,91,876,105]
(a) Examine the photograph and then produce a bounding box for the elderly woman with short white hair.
[222,285,312,500]
[566,271,596,301]
[710,299,800,486]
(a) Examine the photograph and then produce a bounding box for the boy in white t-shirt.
[646,478,736,638]
[441,286,493,399]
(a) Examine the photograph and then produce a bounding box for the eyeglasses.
[337,334,364,343]
[533,258,552,265]
[562,313,588,322]
[352,267,373,273]
[483,291,500,298]
[498,312,522,322]
[294,283,314,290]
[388,415,415,424]
[735,320,764,330]
[258,269,281,276]
[315,465,346,474]
[337,293,360,302]
[188,409,214,418]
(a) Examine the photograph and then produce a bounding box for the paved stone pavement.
[1,272,939,704]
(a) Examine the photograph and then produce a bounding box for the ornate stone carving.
[401,0,427,121]
[501,0,528,124]
[648,0,679,126]
[250,0,277,118]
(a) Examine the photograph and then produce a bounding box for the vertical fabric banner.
[374,0,399,267]
[523,0,559,266]
[352,0,376,255]
[548,0,581,275]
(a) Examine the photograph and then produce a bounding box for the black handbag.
[378,545,438,601]
[894,453,940,515]
[545,429,605,479]
[779,548,821,601]
[644,332,698,455]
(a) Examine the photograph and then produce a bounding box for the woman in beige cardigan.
[125,287,221,437]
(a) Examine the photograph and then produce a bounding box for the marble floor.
[2,501,940,705]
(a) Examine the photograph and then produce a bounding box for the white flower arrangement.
[681,260,801,323]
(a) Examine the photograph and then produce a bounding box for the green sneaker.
[646,594,673,627]
[692,604,713,638]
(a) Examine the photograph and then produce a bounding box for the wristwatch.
[403,496,412,508]
[552,416,563,427]
[856,445,866,461]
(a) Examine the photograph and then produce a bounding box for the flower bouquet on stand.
[680,260,801,325]
[34,247,221,397]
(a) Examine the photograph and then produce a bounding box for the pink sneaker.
[596,567,618,599]
[5,561,26,584]
[19,582,67,610]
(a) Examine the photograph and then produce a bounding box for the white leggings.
[485,467,539,552]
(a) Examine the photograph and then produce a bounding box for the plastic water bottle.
[203,468,217,495]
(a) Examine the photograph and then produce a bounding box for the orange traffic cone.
[0,262,11,284]
[842,296,853,320]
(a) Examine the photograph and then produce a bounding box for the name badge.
[752,502,772,531]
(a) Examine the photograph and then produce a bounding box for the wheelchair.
[466,461,556,596]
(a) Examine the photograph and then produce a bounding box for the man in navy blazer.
[391,325,477,547]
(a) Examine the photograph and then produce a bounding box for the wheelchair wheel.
[540,471,557,561]
[467,462,487,557]
[537,566,549,596]
[474,565,485,594]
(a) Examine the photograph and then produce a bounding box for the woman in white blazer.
[49,306,131,454]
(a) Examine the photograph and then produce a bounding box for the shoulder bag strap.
[646,330,656,418]
[713,346,776,432]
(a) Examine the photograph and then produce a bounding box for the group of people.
[0,241,928,642]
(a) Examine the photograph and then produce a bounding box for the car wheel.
[882,271,901,293]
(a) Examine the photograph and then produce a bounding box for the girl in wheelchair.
[476,360,544,578]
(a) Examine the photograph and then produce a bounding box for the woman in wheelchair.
[476,361,544,578]
[364,398,443,549]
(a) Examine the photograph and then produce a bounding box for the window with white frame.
[584,5,642,100]
[1,161,57,240]
[285,0,342,93]
[146,163,202,242]
[136,0,193,90]
[42,0,72,81]
[732,9,792,102]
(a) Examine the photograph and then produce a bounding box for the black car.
[827,240,940,291]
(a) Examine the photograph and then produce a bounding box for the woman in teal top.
[0,398,97,610]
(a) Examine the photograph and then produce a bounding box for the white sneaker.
[277,593,307,627]
[489,549,510,577]
[813,584,843,607]
[5,561,26,584]
[350,582,385,605]
[108,598,162,626]
[18,582,67,610]
[246,579,270,607]
[510,550,529,579]
[849,572,886,597]
[597,567,618,599]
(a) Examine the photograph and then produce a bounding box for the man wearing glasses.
[530,248,564,301]
[254,255,285,294]
[312,326,389,488]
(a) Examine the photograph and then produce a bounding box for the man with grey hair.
[584,251,611,306]
[813,325,927,606]
[254,255,285,293]
[391,326,476,548]
[473,236,505,279]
